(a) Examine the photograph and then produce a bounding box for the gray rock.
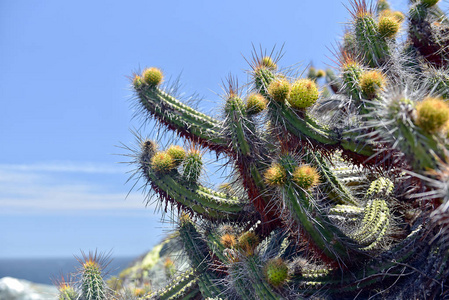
[0,277,58,300]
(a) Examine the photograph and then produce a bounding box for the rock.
[111,233,190,294]
[0,277,58,300]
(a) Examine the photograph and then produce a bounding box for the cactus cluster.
[62,0,449,299]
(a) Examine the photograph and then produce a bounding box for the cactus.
[61,0,449,299]
[120,1,449,298]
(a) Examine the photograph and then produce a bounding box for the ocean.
[0,257,135,285]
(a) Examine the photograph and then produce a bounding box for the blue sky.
[1,0,447,258]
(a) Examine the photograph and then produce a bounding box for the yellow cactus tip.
[292,165,320,190]
[83,259,100,269]
[166,145,186,166]
[264,163,287,186]
[267,78,291,103]
[360,70,386,99]
[316,69,326,78]
[237,231,260,256]
[415,97,449,133]
[261,56,277,70]
[265,258,289,287]
[179,212,191,226]
[142,67,163,86]
[132,75,143,89]
[133,288,146,297]
[220,233,237,248]
[378,16,400,38]
[288,78,320,109]
[392,11,405,23]
[246,93,268,114]
[164,258,174,268]
[150,151,175,173]
[377,0,390,11]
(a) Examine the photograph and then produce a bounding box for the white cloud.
[0,161,128,174]
[0,162,158,215]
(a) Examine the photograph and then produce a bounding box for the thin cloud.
[0,162,157,215]
[0,162,127,174]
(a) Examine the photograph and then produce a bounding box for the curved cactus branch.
[135,85,227,152]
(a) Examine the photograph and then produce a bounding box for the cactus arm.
[150,269,199,300]
[283,183,352,260]
[179,219,225,298]
[399,122,440,170]
[144,168,245,219]
[308,152,359,206]
[354,14,390,67]
[223,102,253,156]
[224,95,283,229]
[136,86,228,151]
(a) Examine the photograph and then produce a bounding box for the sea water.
[0,257,134,285]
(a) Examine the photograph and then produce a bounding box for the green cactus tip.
[264,258,289,288]
[132,74,143,89]
[55,275,78,300]
[76,251,109,300]
[182,149,203,182]
[225,95,245,114]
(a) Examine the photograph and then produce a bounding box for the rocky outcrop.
[110,234,190,295]
[0,277,57,300]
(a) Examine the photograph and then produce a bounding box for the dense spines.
[246,93,268,115]
[142,67,164,86]
[267,78,291,103]
[353,9,390,67]
[75,251,109,300]
[182,149,203,183]
[178,218,225,298]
